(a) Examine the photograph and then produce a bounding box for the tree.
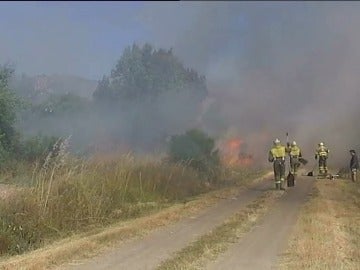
[92,43,209,150]
[0,66,59,163]
[93,43,208,104]
[93,75,111,103]
[0,65,21,159]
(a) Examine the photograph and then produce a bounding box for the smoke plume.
[137,2,360,167]
[6,2,360,169]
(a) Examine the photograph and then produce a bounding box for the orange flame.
[220,138,254,167]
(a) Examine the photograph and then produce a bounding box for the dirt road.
[206,175,314,270]
[59,175,273,270]
[59,174,314,270]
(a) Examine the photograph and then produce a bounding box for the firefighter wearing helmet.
[315,142,329,176]
[286,141,302,177]
[268,138,286,190]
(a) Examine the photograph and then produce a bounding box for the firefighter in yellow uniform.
[286,141,302,177]
[268,139,286,190]
[315,142,329,176]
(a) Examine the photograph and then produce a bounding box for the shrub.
[19,135,59,162]
[168,129,220,181]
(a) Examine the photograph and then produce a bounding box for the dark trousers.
[290,157,300,175]
[273,159,285,184]
[318,156,328,174]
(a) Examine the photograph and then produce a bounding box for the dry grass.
[0,133,267,267]
[0,174,268,270]
[279,179,360,270]
[0,185,19,200]
[0,152,219,255]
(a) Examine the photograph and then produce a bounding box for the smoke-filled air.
[1,2,360,167]
[1,1,360,259]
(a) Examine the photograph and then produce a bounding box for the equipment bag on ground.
[287,172,295,187]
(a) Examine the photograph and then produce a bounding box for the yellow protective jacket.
[268,145,286,162]
[287,145,302,157]
[315,145,329,158]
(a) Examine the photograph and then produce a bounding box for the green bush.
[0,65,23,163]
[168,129,220,181]
[19,135,58,162]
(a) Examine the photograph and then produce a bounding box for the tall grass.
[0,138,264,256]
[0,151,215,255]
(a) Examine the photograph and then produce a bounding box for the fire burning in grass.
[219,138,254,167]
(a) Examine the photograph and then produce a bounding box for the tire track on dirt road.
[59,174,274,270]
[206,176,314,270]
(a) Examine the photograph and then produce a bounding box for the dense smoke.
[137,2,360,167]
[5,3,360,168]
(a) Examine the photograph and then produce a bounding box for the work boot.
[280,183,285,190]
[351,170,357,182]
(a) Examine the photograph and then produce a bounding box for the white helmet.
[319,142,324,146]
[274,138,280,145]
[291,141,297,146]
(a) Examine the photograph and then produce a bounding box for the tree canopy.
[92,43,209,151]
[93,43,208,105]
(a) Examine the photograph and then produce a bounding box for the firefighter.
[286,141,302,177]
[268,138,286,190]
[349,149,359,182]
[315,142,329,176]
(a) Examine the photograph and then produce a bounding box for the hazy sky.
[3,1,360,166]
[0,1,149,79]
[0,2,353,80]
[0,1,310,79]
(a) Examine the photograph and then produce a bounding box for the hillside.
[10,73,98,103]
